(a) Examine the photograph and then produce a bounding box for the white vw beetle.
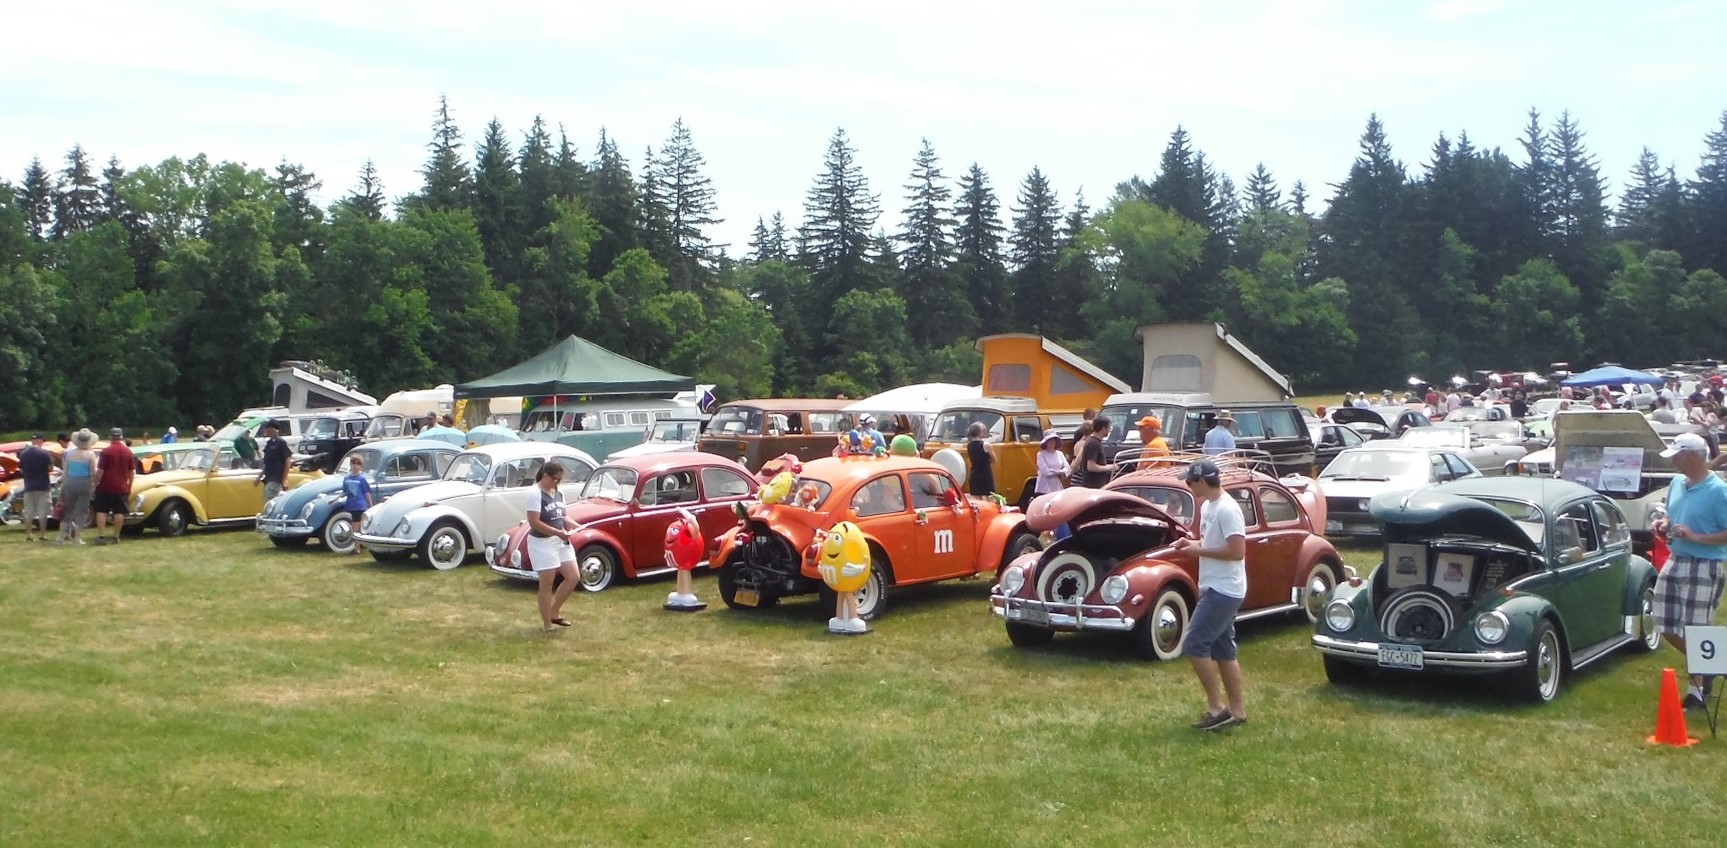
[353,442,597,570]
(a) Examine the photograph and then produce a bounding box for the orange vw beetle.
[711,455,1041,619]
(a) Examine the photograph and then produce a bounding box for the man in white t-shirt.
[1170,458,1248,731]
[1444,390,1461,414]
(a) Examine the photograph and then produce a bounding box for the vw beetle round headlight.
[1000,566,1026,595]
[299,501,317,520]
[1324,599,1356,633]
[133,495,145,512]
[394,518,413,538]
[1100,574,1129,605]
[1357,498,1370,512]
[1474,610,1510,645]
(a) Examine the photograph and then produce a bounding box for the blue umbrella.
[417,425,468,447]
[465,424,521,446]
[1560,365,1664,389]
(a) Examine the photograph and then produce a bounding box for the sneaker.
[1204,713,1247,732]
[93,537,111,546]
[1683,691,1707,711]
[1192,710,1231,730]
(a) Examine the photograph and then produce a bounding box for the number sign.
[1687,626,1727,677]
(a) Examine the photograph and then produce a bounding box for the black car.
[294,408,374,474]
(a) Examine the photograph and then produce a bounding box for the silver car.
[1318,444,1483,537]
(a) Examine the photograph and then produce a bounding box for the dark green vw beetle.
[1312,477,1661,702]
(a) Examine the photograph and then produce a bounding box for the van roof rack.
[1109,448,1278,480]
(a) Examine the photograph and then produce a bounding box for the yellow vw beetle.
[127,444,319,536]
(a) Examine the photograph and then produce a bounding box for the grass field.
[1,525,1721,847]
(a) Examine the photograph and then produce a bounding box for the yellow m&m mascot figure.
[817,520,872,634]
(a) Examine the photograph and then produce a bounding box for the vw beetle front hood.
[1369,488,1540,552]
[366,479,481,523]
[1024,487,1189,537]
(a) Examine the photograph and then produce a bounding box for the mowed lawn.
[1,526,1722,847]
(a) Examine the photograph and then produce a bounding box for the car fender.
[975,510,1031,572]
[1120,557,1196,611]
[139,485,209,524]
[1621,554,1659,614]
[403,504,480,546]
[714,504,823,567]
[1485,593,1561,647]
[567,525,633,575]
[1295,536,1345,590]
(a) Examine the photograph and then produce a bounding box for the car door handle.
[915,511,928,525]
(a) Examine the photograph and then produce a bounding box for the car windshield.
[1472,496,1547,544]
[793,479,834,510]
[930,411,1002,443]
[366,415,406,439]
[213,421,252,443]
[442,453,492,485]
[304,418,340,438]
[1113,485,1195,525]
[1100,404,1182,446]
[1399,428,1468,448]
[340,448,383,473]
[648,421,699,443]
[579,467,640,501]
[707,406,764,436]
[1530,399,1561,417]
[1321,451,1425,481]
[179,448,218,472]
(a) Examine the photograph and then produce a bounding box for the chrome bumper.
[1311,633,1528,669]
[256,517,314,536]
[488,561,536,582]
[353,532,413,552]
[990,597,1135,632]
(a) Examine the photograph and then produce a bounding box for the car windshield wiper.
[1325,475,1360,481]
[1356,475,1391,481]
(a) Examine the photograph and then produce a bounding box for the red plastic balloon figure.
[664,508,707,611]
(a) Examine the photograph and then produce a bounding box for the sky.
[6,0,1725,253]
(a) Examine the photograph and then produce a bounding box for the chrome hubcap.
[1642,593,1658,645]
[1154,602,1183,652]
[431,533,458,560]
[1537,633,1559,696]
[329,518,353,547]
[1306,573,1332,618]
[582,556,610,585]
[167,511,185,532]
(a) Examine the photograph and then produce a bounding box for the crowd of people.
[15,428,135,546]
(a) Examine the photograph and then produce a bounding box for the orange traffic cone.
[1647,667,1701,747]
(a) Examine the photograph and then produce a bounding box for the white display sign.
[1599,446,1644,494]
[1686,625,1727,677]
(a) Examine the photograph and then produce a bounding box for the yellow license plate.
[734,589,760,607]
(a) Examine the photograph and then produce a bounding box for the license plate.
[734,588,760,608]
[1018,605,1049,626]
[1378,643,1424,669]
[1326,520,1342,533]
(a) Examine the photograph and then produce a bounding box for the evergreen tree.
[650,117,721,291]
[1290,181,1309,217]
[406,95,474,212]
[1316,113,1420,385]
[953,163,1008,332]
[748,217,773,263]
[637,144,677,270]
[1244,163,1281,212]
[896,139,968,347]
[1686,109,1727,274]
[584,129,639,280]
[270,161,325,259]
[53,145,101,238]
[472,118,522,278]
[1008,166,1063,333]
[1046,189,1098,342]
[1545,111,1610,316]
[16,158,54,241]
[1515,108,1558,249]
[517,115,557,234]
[339,159,388,222]
[549,126,588,201]
[800,128,882,322]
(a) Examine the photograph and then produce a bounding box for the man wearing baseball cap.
[1170,458,1248,730]
[1652,432,1727,710]
[92,427,135,545]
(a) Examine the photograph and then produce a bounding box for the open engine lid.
[1024,487,1189,537]
[1370,488,1541,553]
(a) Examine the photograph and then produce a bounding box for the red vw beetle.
[990,456,1343,660]
[486,453,757,591]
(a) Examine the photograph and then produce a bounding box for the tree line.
[2,98,1725,431]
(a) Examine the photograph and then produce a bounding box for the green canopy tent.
[453,335,693,400]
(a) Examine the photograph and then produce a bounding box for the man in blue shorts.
[1170,458,1248,730]
[1651,432,1727,710]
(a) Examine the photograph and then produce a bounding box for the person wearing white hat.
[162,426,179,444]
[1651,431,1727,710]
